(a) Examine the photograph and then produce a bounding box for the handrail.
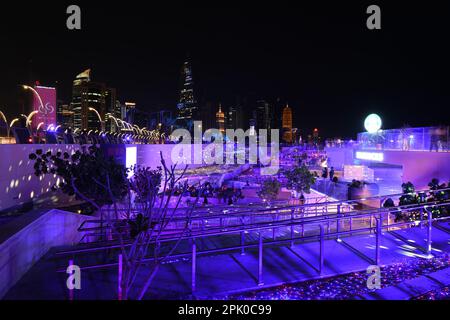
[56,202,450,272]
[67,199,450,256]
[77,187,450,234]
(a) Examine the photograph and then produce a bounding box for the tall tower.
[282,104,293,143]
[216,104,225,134]
[255,100,271,131]
[70,69,117,132]
[71,69,106,131]
[177,59,197,126]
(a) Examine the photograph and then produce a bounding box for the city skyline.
[1,1,450,306]
[1,2,449,138]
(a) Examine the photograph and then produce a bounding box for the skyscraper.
[272,98,284,130]
[104,88,119,132]
[122,102,136,124]
[198,101,215,131]
[254,100,271,131]
[282,104,293,143]
[226,100,244,130]
[71,69,116,131]
[57,103,74,129]
[177,59,198,127]
[216,104,225,134]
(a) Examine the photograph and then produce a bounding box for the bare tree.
[30,147,204,300]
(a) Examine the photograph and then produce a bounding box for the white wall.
[0,209,89,298]
[0,145,82,211]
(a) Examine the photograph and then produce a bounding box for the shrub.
[257,178,281,202]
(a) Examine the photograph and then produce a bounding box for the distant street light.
[106,113,120,132]
[7,118,20,138]
[22,85,45,127]
[20,110,39,128]
[88,107,105,131]
[0,110,7,127]
[36,122,44,131]
[0,111,15,138]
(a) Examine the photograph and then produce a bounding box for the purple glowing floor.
[4,221,450,300]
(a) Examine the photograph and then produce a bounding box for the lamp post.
[88,107,105,131]
[106,113,120,133]
[7,118,20,138]
[133,125,143,135]
[22,85,46,128]
[0,111,7,134]
[36,122,44,131]
[20,111,38,140]
[0,111,17,138]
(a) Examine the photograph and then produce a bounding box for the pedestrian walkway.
[361,267,450,300]
[4,221,450,300]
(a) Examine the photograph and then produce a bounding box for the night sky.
[1,1,449,138]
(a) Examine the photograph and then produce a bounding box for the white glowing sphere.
[364,114,382,133]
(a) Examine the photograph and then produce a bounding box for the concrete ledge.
[0,209,89,298]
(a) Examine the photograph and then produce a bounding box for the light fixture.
[364,114,382,133]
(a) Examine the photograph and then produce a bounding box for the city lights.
[0,3,449,306]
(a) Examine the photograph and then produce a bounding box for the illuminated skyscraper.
[216,104,225,134]
[70,69,116,131]
[226,100,243,130]
[282,104,293,143]
[254,100,271,131]
[57,103,74,129]
[122,102,136,123]
[177,59,198,126]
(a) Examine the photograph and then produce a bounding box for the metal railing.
[75,187,450,243]
[56,199,450,297]
[357,126,450,152]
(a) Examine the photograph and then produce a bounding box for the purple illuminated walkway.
[4,221,450,300]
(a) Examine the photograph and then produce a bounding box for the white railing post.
[427,209,433,257]
[290,209,295,247]
[240,231,245,255]
[376,218,381,265]
[118,254,123,300]
[192,240,197,293]
[258,232,264,286]
[68,259,74,301]
[319,224,324,275]
[336,204,341,240]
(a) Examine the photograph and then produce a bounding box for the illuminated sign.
[344,165,375,182]
[32,86,56,130]
[355,151,384,162]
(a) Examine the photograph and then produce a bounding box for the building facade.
[216,104,225,134]
[282,104,293,143]
[177,59,198,127]
[254,100,271,131]
[70,69,116,131]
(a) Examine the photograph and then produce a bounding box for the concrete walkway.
[4,221,450,300]
[361,267,450,300]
